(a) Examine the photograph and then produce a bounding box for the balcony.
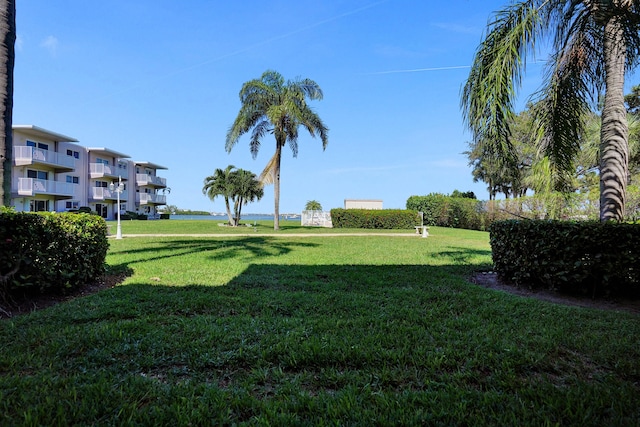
[17,178,75,198]
[136,173,167,188]
[89,163,121,179]
[90,187,129,201]
[14,146,75,172]
[137,193,167,205]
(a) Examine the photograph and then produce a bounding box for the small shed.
[344,199,383,210]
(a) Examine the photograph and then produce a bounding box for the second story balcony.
[14,146,75,172]
[90,187,129,201]
[136,173,167,188]
[17,178,75,198]
[137,193,166,205]
[89,163,122,179]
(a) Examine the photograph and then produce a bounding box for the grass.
[1,223,639,425]
[107,218,416,234]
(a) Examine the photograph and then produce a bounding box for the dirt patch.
[470,271,640,314]
[1,273,128,320]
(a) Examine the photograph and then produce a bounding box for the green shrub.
[490,220,640,297]
[160,213,170,220]
[330,209,420,229]
[0,211,109,300]
[407,194,485,230]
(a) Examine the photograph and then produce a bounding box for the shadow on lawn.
[108,237,321,267]
[65,262,485,321]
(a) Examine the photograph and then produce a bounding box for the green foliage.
[490,220,640,297]
[305,200,322,211]
[330,209,419,229]
[407,194,484,230]
[0,211,108,299]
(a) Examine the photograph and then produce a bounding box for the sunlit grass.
[1,230,639,425]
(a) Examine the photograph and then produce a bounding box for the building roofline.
[12,124,79,143]
[134,161,168,170]
[86,147,131,159]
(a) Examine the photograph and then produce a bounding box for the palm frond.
[258,152,278,186]
[461,0,542,162]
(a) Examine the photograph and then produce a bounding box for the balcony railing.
[14,146,75,171]
[17,178,75,197]
[136,173,167,188]
[89,163,120,179]
[137,193,167,205]
[90,187,128,201]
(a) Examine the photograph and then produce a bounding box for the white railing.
[137,193,167,204]
[136,173,167,187]
[89,163,118,178]
[17,178,75,196]
[90,187,128,201]
[301,210,333,227]
[14,146,75,169]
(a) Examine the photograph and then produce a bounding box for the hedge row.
[406,194,484,230]
[0,211,109,299]
[330,209,420,229]
[490,220,640,297]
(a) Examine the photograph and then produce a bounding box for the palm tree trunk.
[0,1,16,207]
[599,16,629,221]
[273,143,282,230]
[224,197,234,225]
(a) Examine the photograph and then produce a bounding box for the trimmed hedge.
[0,211,109,299]
[490,220,640,297]
[330,209,420,229]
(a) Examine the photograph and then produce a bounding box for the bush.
[407,194,485,230]
[0,211,109,300]
[490,220,640,297]
[330,209,420,229]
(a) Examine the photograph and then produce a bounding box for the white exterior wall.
[344,199,383,210]
[10,126,168,220]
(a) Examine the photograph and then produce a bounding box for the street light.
[109,176,124,239]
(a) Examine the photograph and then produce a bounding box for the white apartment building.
[10,125,168,219]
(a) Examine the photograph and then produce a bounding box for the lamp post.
[109,176,124,239]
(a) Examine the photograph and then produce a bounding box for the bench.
[414,225,429,237]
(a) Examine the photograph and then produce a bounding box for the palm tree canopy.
[463,0,640,162]
[226,70,329,160]
[462,0,640,220]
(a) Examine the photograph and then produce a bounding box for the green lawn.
[1,225,639,425]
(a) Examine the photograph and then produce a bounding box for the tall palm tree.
[202,165,236,225]
[226,70,329,230]
[0,1,16,207]
[462,0,640,221]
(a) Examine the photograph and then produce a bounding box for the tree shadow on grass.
[108,237,321,268]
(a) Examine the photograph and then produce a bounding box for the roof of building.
[86,147,131,159]
[134,161,168,170]
[12,124,79,143]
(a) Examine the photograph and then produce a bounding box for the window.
[66,175,80,184]
[65,201,79,210]
[67,149,72,156]
[27,170,48,180]
[95,181,108,188]
[30,200,49,212]
[27,140,48,150]
[67,149,80,159]
[96,158,109,165]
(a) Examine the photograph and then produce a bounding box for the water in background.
[171,214,299,221]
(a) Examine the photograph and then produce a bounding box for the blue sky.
[13,0,554,213]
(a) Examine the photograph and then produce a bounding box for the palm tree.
[230,168,264,226]
[462,0,640,221]
[202,165,236,225]
[305,200,322,211]
[0,1,16,207]
[226,70,329,230]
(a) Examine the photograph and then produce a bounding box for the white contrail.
[367,65,471,75]
[82,0,390,105]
